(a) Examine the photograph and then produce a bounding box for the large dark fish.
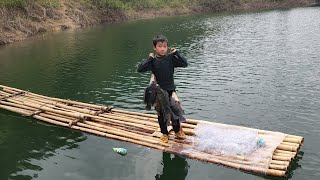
[155,86,181,124]
[144,81,157,110]
[170,98,186,123]
[155,86,172,125]
[144,82,186,123]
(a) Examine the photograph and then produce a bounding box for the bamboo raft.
[0,84,303,177]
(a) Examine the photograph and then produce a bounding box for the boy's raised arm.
[172,51,188,67]
[137,57,153,72]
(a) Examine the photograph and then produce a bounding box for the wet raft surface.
[0,85,303,177]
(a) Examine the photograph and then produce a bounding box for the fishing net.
[181,122,286,173]
[193,123,261,156]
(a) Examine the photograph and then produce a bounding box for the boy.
[137,35,188,143]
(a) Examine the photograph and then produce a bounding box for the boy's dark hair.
[153,35,168,47]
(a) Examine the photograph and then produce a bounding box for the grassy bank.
[0,0,59,7]
[0,0,312,10]
[0,0,315,45]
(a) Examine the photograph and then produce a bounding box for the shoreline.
[0,0,315,46]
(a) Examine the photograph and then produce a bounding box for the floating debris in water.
[113,147,127,156]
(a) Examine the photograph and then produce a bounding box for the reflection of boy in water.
[155,152,189,180]
[137,35,188,143]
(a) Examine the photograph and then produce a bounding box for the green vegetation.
[0,0,292,10]
[96,0,289,9]
[0,0,189,9]
[0,0,26,7]
[83,0,253,10]
[81,0,192,10]
[0,0,59,7]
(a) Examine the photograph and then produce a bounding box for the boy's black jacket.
[137,51,188,91]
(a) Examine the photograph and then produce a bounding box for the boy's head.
[153,35,168,56]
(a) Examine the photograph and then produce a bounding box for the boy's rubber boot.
[160,134,169,143]
[175,128,186,139]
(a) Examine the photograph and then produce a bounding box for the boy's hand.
[170,48,177,54]
[149,53,155,58]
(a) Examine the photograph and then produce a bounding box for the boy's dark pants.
[157,90,181,135]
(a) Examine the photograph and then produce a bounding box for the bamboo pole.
[110,111,195,135]
[44,111,155,136]
[40,113,166,150]
[15,95,98,115]
[270,160,290,166]
[44,109,190,143]
[0,90,10,96]
[167,143,289,172]
[279,142,300,149]
[107,107,303,143]
[0,86,112,111]
[207,154,288,171]
[11,98,175,146]
[176,142,291,169]
[38,112,169,146]
[111,108,299,143]
[5,93,161,129]
[272,155,292,161]
[276,144,299,152]
[99,113,159,127]
[175,149,286,177]
[273,153,295,159]
[5,93,193,135]
[0,105,168,150]
[268,164,287,171]
[112,109,200,125]
[110,112,303,146]
[14,96,98,115]
[109,109,303,144]
[274,149,297,156]
[283,137,303,144]
[186,150,288,171]
[4,98,160,138]
[281,141,300,147]
[4,99,168,147]
[116,110,303,145]
[43,107,158,132]
[12,96,162,133]
[110,113,302,150]
[111,112,197,129]
[0,100,38,111]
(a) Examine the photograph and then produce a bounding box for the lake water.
[0,6,319,180]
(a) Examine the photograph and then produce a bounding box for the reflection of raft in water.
[0,84,303,177]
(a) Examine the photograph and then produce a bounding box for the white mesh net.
[180,122,286,173]
[195,123,260,155]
